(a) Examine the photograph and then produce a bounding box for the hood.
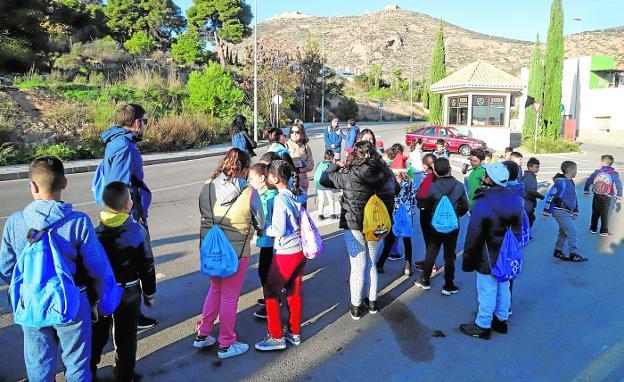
[214,173,248,206]
[101,126,135,144]
[355,162,391,185]
[23,200,74,230]
[552,173,566,182]
[100,210,130,228]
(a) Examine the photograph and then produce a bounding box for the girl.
[414,153,438,272]
[195,148,264,359]
[265,127,288,155]
[229,114,257,157]
[286,124,315,194]
[319,141,397,320]
[255,160,308,351]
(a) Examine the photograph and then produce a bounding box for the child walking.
[314,150,339,220]
[255,160,308,351]
[584,154,622,237]
[521,157,545,229]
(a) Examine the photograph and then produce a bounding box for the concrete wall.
[467,127,511,151]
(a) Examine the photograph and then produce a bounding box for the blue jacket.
[267,189,307,255]
[583,166,622,198]
[462,186,524,275]
[324,126,343,153]
[1,200,112,302]
[256,187,278,248]
[101,126,152,221]
[506,180,525,202]
[543,175,578,214]
[345,125,360,150]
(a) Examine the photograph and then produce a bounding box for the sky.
[173,0,624,42]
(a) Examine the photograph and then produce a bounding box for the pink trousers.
[197,257,249,347]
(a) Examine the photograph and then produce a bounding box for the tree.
[0,0,49,71]
[184,62,245,117]
[421,75,429,107]
[523,34,545,141]
[391,68,402,90]
[124,31,157,56]
[336,97,359,120]
[428,25,446,124]
[170,28,209,66]
[370,64,382,89]
[542,0,564,140]
[186,0,252,67]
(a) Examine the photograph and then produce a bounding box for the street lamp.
[253,0,258,142]
[321,31,329,124]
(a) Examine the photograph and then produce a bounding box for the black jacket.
[319,162,398,231]
[96,217,156,296]
[423,176,469,220]
[521,171,544,210]
[462,186,524,275]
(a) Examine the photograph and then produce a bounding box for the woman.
[195,148,264,359]
[356,128,376,146]
[265,127,289,155]
[230,115,257,157]
[320,141,398,320]
[286,124,315,194]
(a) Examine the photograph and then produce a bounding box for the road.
[0,123,623,381]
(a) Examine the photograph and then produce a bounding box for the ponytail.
[291,168,301,196]
[269,159,301,195]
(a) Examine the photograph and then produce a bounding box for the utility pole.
[253,0,258,141]
[409,56,414,122]
[321,31,329,124]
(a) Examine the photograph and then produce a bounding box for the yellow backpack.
[363,194,392,241]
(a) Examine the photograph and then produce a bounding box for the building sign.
[459,96,468,107]
[450,98,458,107]
[490,96,504,107]
[475,96,486,106]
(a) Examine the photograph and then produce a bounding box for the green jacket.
[467,165,486,208]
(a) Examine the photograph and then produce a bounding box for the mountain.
[228,7,624,80]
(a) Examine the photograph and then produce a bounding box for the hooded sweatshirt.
[0,200,112,302]
[267,189,306,254]
[543,174,578,215]
[100,126,152,221]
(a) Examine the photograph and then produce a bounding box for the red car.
[406,125,487,156]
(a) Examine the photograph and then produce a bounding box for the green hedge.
[522,138,581,154]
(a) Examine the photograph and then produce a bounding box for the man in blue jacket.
[324,118,344,161]
[344,118,360,152]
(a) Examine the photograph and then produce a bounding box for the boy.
[91,181,156,381]
[467,149,486,208]
[521,157,545,229]
[483,150,493,164]
[1,156,111,381]
[433,139,450,159]
[543,161,587,262]
[502,146,513,161]
[510,152,524,179]
[314,150,339,221]
[584,154,622,237]
[324,118,343,160]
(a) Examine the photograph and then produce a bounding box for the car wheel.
[459,145,471,156]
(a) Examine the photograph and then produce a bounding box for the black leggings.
[258,247,274,286]
[377,231,413,268]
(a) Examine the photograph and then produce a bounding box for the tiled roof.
[430,60,524,92]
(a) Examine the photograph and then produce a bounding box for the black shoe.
[414,277,431,290]
[388,252,404,261]
[413,261,425,271]
[553,249,567,261]
[257,298,265,306]
[318,214,326,221]
[364,298,378,314]
[569,253,589,262]
[350,304,363,320]
[137,314,157,329]
[253,307,267,319]
[441,284,460,296]
[492,316,508,334]
[459,323,491,339]
[330,214,339,220]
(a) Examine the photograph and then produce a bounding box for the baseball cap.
[483,162,509,187]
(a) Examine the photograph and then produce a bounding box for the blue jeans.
[475,273,511,329]
[21,291,92,382]
[553,209,579,253]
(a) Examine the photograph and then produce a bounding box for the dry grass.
[122,64,165,91]
[142,113,227,152]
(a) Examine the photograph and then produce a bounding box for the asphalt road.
[0,123,623,382]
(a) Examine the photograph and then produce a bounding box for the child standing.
[433,139,450,159]
[247,163,278,319]
[543,161,588,262]
[255,160,307,351]
[91,181,156,381]
[584,154,622,237]
[314,150,339,220]
[521,157,545,229]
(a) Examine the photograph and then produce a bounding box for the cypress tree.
[542,0,564,139]
[427,25,446,124]
[422,76,429,109]
[523,34,544,141]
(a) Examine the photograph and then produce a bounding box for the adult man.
[324,118,343,160]
[98,103,156,329]
[344,118,360,152]
[460,162,524,339]
[466,149,486,208]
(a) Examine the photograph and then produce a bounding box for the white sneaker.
[193,335,216,349]
[218,341,249,359]
[285,331,301,346]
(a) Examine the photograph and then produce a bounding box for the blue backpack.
[9,216,82,327]
[92,162,106,206]
[491,228,523,282]
[432,195,459,233]
[232,132,247,153]
[392,204,413,238]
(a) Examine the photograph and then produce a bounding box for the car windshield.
[448,127,465,137]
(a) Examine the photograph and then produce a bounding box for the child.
[467,149,487,208]
[0,156,111,381]
[510,152,524,179]
[502,146,513,161]
[483,150,493,164]
[414,153,438,272]
[433,139,449,159]
[255,160,308,351]
[91,181,156,381]
[521,157,545,229]
[314,150,338,220]
[543,161,587,262]
[247,163,278,319]
[584,154,622,237]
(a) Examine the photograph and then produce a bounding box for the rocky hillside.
[230,7,624,79]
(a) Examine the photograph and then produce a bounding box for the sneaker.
[491,317,508,334]
[403,262,413,276]
[388,252,404,261]
[193,335,216,349]
[253,307,267,319]
[599,232,611,237]
[255,336,286,351]
[330,214,339,220]
[350,304,363,320]
[441,285,460,296]
[553,249,567,261]
[218,341,249,359]
[459,323,491,339]
[431,264,439,274]
[284,331,301,346]
[364,298,378,314]
[318,214,326,221]
[414,278,431,290]
[569,253,589,262]
[257,298,265,306]
[588,228,597,234]
[137,314,157,330]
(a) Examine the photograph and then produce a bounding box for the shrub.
[90,101,117,130]
[13,71,48,89]
[0,144,17,165]
[32,143,79,160]
[185,63,244,118]
[46,102,92,128]
[335,97,359,120]
[122,64,165,92]
[522,137,581,154]
[88,72,107,87]
[59,85,101,102]
[123,31,157,56]
[367,88,393,101]
[141,113,228,152]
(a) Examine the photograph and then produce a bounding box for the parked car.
[405,125,487,156]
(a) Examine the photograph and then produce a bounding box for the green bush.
[170,29,206,66]
[185,63,244,118]
[90,101,117,130]
[0,144,17,165]
[367,88,393,101]
[32,143,79,160]
[13,74,48,89]
[522,138,581,154]
[335,97,359,120]
[141,113,228,152]
[47,102,92,128]
[123,31,156,56]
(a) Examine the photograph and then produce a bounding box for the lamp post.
[409,56,414,122]
[253,0,258,141]
[321,31,329,124]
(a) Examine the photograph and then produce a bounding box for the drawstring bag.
[518,210,530,248]
[392,204,412,238]
[300,207,323,259]
[363,194,392,241]
[490,228,523,282]
[432,195,459,233]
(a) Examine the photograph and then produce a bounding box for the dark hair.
[422,153,436,170]
[561,160,577,174]
[212,148,251,179]
[116,103,145,127]
[347,118,356,126]
[484,150,493,159]
[386,143,404,160]
[505,146,514,153]
[527,157,540,167]
[102,181,130,211]
[229,114,247,136]
[601,154,614,166]
[250,162,268,177]
[269,160,301,195]
[356,128,376,145]
[260,151,280,164]
[324,149,334,161]
[434,157,451,176]
[29,156,65,192]
[289,124,309,144]
[410,139,423,151]
[511,151,523,160]
[264,127,284,143]
[470,148,486,161]
[503,160,520,181]
[436,138,446,146]
[346,141,383,168]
